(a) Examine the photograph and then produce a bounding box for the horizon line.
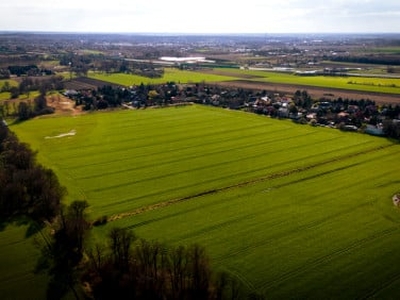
[1,30,400,36]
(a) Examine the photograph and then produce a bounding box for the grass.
[0,92,11,101]
[211,68,400,94]
[89,68,238,86]
[6,105,400,299]
[0,223,48,299]
[88,67,400,95]
[0,79,18,89]
[367,47,400,55]
[0,91,42,117]
[0,79,18,101]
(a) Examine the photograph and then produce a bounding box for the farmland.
[88,68,238,86]
[0,225,48,299]
[88,68,400,95]
[4,105,400,298]
[206,68,400,95]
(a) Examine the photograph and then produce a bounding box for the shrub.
[92,215,108,226]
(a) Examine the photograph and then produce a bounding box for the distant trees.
[293,90,312,109]
[8,65,39,77]
[330,55,400,66]
[9,83,57,121]
[59,51,165,78]
[0,80,11,92]
[20,75,64,95]
[383,119,400,139]
[130,63,164,78]
[16,92,55,121]
[0,68,11,79]
[59,53,92,77]
[17,101,32,121]
[3,75,64,100]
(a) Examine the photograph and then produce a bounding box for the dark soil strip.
[108,144,394,222]
[64,77,123,90]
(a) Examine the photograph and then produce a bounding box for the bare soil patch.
[47,94,82,116]
[64,77,122,90]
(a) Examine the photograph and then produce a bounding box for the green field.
[219,69,400,94]
[88,67,400,96]
[367,47,400,55]
[4,105,400,299]
[0,79,18,101]
[89,68,238,86]
[0,79,18,89]
[0,92,10,101]
[0,224,48,299]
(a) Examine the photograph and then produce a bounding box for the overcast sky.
[1,0,399,34]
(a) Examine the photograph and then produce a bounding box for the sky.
[1,0,400,34]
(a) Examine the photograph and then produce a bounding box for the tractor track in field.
[214,200,373,265]
[107,143,394,222]
[357,270,400,300]
[259,226,399,294]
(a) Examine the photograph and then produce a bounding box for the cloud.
[0,0,399,33]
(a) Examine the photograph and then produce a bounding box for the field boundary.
[108,143,394,222]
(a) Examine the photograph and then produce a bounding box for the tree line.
[329,55,400,66]
[1,75,64,99]
[38,203,258,300]
[79,228,255,300]
[0,90,55,121]
[0,76,64,121]
[59,52,164,78]
[0,125,64,224]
